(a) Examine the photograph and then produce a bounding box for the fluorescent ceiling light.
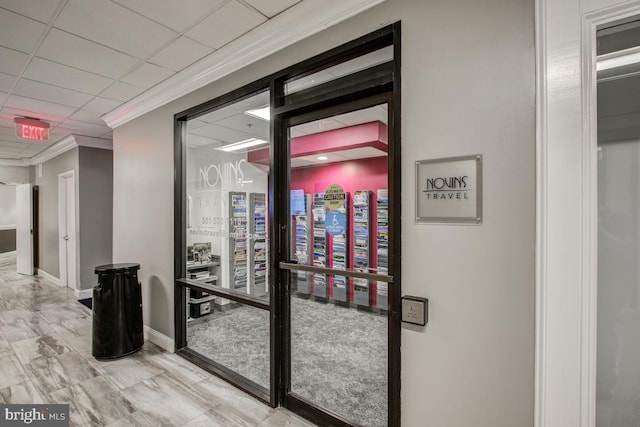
[218,138,268,152]
[317,156,328,160]
[597,46,640,71]
[244,106,270,121]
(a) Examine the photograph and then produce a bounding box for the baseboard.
[144,325,175,353]
[74,288,93,299]
[37,268,61,287]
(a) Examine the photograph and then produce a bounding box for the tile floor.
[0,253,315,427]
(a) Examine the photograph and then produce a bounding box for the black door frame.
[274,90,400,427]
[174,22,401,426]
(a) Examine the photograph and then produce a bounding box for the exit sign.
[14,117,50,141]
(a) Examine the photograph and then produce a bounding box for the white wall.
[537,0,640,426]
[112,0,535,425]
[0,165,29,184]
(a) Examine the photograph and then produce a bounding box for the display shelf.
[292,192,311,296]
[376,189,389,310]
[312,193,328,299]
[229,192,248,292]
[352,190,371,307]
[249,193,267,298]
[331,195,349,303]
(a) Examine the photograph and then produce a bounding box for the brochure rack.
[229,192,248,291]
[331,196,349,303]
[293,192,312,295]
[376,189,389,310]
[353,190,372,306]
[312,193,328,299]
[249,193,267,297]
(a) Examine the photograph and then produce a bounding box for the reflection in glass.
[184,90,271,392]
[290,273,388,427]
[187,299,270,389]
[185,90,270,301]
[597,140,640,427]
[285,46,393,95]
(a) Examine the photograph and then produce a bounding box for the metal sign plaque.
[415,155,482,224]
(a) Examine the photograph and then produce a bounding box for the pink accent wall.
[291,156,388,304]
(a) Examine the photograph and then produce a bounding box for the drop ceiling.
[0,0,303,162]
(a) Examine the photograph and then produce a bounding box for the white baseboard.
[74,288,93,299]
[37,268,61,287]
[144,325,175,353]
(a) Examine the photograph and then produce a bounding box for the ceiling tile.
[3,107,65,127]
[55,0,178,58]
[0,46,29,76]
[148,36,212,72]
[0,0,61,23]
[13,79,94,108]
[5,94,78,119]
[112,0,227,32]
[186,0,266,50]
[100,82,146,102]
[68,110,107,125]
[24,57,113,95]
[243,0,301,18]
[81,97,122,116]
[38,28,138,79]
[215,112,269,140]
[189,122,250,143]
[0,9,46,53]
[0,73,14,92]
[121,62,174,89]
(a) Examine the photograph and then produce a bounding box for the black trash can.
[92,263,144,359]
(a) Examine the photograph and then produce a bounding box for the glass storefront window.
[183,89,271,392]
[284,46,393,95]
[185,90,270,301]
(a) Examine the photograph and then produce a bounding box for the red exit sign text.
[14,118,50,141]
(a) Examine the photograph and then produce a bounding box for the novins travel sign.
[415,155,483,224]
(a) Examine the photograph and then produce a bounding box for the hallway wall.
[112,0,535,425]
[34,148,78,279]
[33,146,113,290]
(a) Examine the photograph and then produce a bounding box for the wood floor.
[0,252,314,427]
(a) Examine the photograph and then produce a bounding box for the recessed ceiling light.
[244,106,270,121]
[217,138,268,152]
[317,156,328,161]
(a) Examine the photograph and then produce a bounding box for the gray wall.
[112,0,535,425]
[0,185,16,227]
[34,148,78,278]
[78,147,113,290]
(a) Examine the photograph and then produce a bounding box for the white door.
[59,171,77,289]
[16,183,33,275]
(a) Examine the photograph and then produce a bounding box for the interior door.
[59,171,76,288]
[278,98,397,427]
[16,183,33,275]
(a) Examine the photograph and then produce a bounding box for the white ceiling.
[0,0,302,161]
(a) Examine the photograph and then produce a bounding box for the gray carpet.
[187,297,387,427]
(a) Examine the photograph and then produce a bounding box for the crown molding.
[74,135,113,151]
[102,0,386,129]
[0,159,29,167]
[30,135,77,165]
[29,135,112,166]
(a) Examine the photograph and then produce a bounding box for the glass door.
[278,99,396,426]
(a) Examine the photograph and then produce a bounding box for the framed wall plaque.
[415,155,483,224]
